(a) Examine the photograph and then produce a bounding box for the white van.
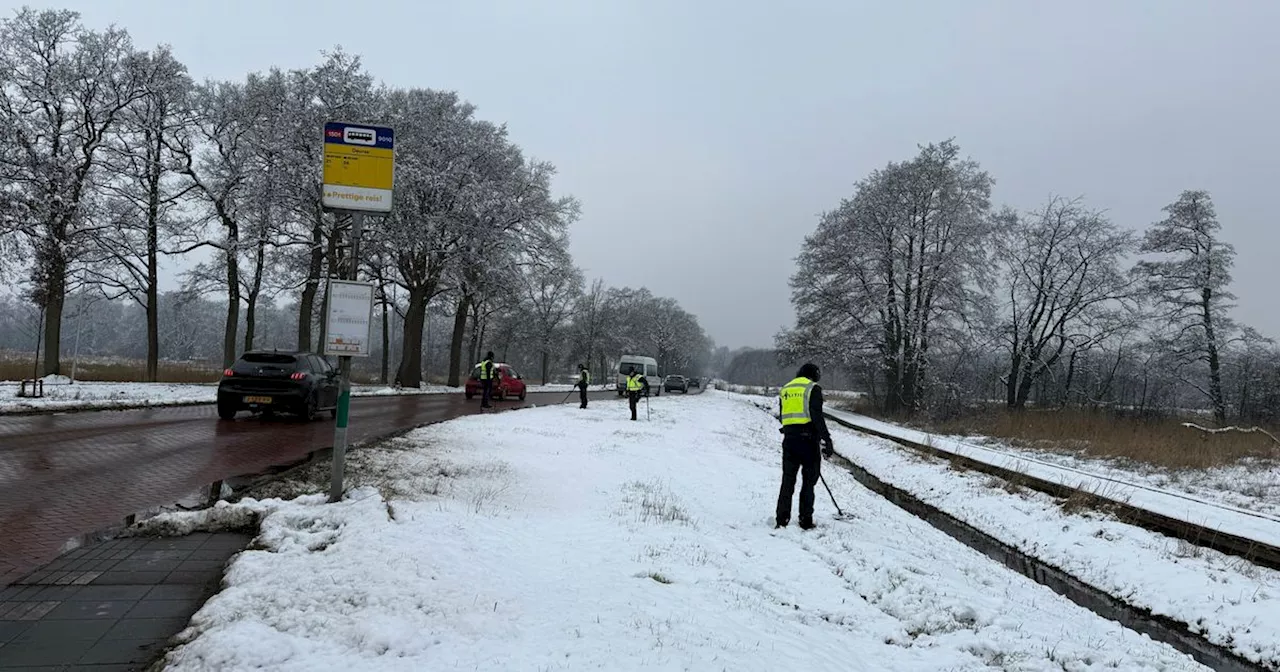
[616,355,661,397]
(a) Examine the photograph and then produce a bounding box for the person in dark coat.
[477,351,496,409]
[625,366,649,421]
[775,362,833,529]
[577,363,591,409]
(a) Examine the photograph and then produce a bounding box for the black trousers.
[481,379,493,407]
[579,383,588,408]
[628,391,640,420]
[776,434,821,525]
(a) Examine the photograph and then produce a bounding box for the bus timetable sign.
[322,122,395,213]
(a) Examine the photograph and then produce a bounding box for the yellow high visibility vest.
[477,360,494,380]
[779,376,815,426]
[581,368,591,384]
[627,373,644,392]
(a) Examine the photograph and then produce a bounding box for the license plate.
[243,396,272,404]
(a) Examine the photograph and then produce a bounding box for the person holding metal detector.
[625,366,650,421]
[775,362,837,530]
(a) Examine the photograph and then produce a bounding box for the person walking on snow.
[775,362,833,530]
[476,351,496,409]
[577,363,591,409]
[625,366,649,421]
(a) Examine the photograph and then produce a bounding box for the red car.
[465,363,528,402]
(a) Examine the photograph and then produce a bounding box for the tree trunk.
[1202,288,1227,425]
[222,239,241,369]
[145,134,162,383]
[297,213,324,351]
[243,236,267,352]
[395,285,429,388]
[1062,349,1078,408]
[40,271,65,378]
[447,293,471,387]
[541,350,550,385]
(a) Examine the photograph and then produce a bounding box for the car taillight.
[290,372,306,381]
[223,368,234,376]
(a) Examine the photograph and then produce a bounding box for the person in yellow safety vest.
[625,366,649,421]
[577,363,591,409]
[476,351,496,409]
[775,362,833,530]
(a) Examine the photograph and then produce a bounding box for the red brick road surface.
[0,390,615,586]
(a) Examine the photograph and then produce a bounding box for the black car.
[217,351,340,421]
[688,377,701,389]
[663,375,688,393]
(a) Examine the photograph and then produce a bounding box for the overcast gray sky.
[8,0,1278,349]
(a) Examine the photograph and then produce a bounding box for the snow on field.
[826,409,1280,549]
[0,375,459,414]
[718,382,1280,537]
[809,405,1280,668]
[141,393,1204,671]
[929,430,1280,519]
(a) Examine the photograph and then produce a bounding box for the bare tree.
[0,9,147,375]
[788,140,993,415]
[88,46,191,381]
[167,79,263,368]
[993,197,1137,409]
[1134,190,1235,424]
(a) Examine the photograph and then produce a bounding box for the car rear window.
[234,353,299,372]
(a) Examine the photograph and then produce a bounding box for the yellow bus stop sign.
[322,122,395,213]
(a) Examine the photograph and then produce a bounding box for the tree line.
[781,139,1279,426]
[0,8,713,386]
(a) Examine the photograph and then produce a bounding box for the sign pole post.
[320,119,393,503]
[329,212,364,503]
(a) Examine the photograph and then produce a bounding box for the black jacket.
[780,383,831,441]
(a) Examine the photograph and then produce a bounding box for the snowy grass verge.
[140,394,1204,670]
[819,410,1280,669]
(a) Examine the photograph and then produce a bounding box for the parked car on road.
[217,351,340,421]
[688,377,701,389]
[664,375,688,394]
[465,363,528,402]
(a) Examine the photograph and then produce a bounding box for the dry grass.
[0,356,222,383]
[837,399,1280,470]
[0,351,393,384]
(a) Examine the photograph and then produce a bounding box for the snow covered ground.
[825,409,1280,548]
[923,427,1280,519]
[0,375,460,414]
[814,405,1280,669]
[138,393,1209,670]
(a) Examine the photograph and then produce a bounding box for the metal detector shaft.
[819,473,844,517]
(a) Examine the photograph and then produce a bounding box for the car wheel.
[217,402,236,421]
[465,393,474,400]
[330,407,338,419]
[518,388,527,401]
[496,387,506,401]
[300,394,317,422]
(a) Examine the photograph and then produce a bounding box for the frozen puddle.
[146,393,1205,671]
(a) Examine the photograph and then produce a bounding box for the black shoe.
[799,519,815,530]
[775,519,789,529]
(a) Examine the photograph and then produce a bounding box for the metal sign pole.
[329,212,364,503]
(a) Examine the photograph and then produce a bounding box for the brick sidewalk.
[0,531,251,670]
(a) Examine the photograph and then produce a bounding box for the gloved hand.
[821,438,834,458]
